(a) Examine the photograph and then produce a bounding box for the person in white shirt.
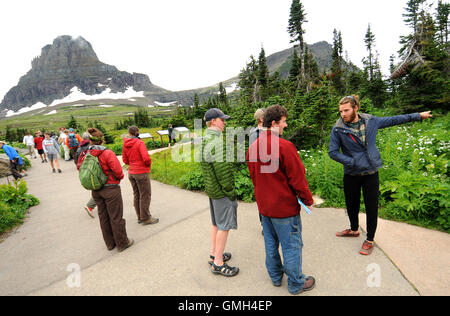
[59,127,70,161]
[23,132,36,159]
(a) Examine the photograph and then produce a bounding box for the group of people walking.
[200,96,431,295]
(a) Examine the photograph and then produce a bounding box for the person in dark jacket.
[83,128,133,252]
[247,104,316,295]
[328,95,432,255]
[122,126,158,225]
[168,124,176,146]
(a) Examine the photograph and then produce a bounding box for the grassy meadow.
[0,103,178,132]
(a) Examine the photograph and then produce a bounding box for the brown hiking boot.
[141,216,159,225]
[118,239,134,252]
[291,276,316,295]
[359,240,374,255]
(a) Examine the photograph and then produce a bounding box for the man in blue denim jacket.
[328,95,432,255]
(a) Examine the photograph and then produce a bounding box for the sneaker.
[84,206,95,218]
[359,240,374,255]
[58,169,62,173]
[141,216,159,225]
[336,229,360,237]
[52,169,56,173]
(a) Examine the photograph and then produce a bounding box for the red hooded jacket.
[122,137,151,174]
[246,130,314,218]
[88,146,124,185]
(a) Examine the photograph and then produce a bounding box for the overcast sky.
[0,0,417,100]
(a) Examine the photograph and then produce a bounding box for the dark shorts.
[209,197,238,231]
[37,149,44,155]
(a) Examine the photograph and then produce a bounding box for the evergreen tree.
[364,24,376,81]
[436,0,449,47]
[290,78,339,148]
[238,55,259,105]
[331,29,345,94]
[289,47,301,81]
[219,82,227,105]
[288,0,308,82]
[397,11,450,111]
[67,115,79,130]
[400,0,427,56]
[258,47,269,89]
[134,108,150,127]
[5,125,14,143]
[193,93,203,119]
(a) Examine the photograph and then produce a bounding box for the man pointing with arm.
[329,95,432,255]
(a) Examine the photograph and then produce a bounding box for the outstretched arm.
[376,111,431,129]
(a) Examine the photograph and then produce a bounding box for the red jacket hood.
[123,137,140,149]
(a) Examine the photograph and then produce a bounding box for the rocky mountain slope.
[0,36,168,113]
[0,36,334,116]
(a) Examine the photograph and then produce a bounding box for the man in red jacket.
[247,105,315,295]
[122,126,158,225]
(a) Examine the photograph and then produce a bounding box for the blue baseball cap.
[204,108,230,122]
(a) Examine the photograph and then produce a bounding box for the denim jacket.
[328,112,421,175]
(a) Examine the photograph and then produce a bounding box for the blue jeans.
[261,214,305,294]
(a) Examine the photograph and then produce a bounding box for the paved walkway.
[0,150,448,296]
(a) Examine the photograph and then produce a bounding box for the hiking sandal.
[336,229,360,237]
[208,252,232,265]
[211,262,239,277]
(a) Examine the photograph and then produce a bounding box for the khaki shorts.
[209,197,238,231]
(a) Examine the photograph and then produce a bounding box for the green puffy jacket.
[200,128,237,201]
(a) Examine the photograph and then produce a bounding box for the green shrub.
[0,181,39,234]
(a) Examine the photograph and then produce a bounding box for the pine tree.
[67,115,79,130]
[397,11,450,111]
[289,48,301,81]
[436,0,449,47]
[331,29,345,94]
[219,82,227,105]
[288,0,307,82]
[364,24,376,81]
[400,0,427,57]
[258,47,269,87]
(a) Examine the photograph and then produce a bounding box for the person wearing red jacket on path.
[247,105,315,295]
[85,128,133,252]
[34,131,47,163]
[122,126,159,225]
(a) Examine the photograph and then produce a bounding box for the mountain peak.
[0,35,158,112]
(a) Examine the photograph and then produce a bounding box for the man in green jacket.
[201,108,239,277]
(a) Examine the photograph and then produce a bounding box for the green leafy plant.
[0,181,39,234]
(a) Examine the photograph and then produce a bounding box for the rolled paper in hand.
[297,197,312,215]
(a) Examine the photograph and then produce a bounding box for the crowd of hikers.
[0,95,432,295]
